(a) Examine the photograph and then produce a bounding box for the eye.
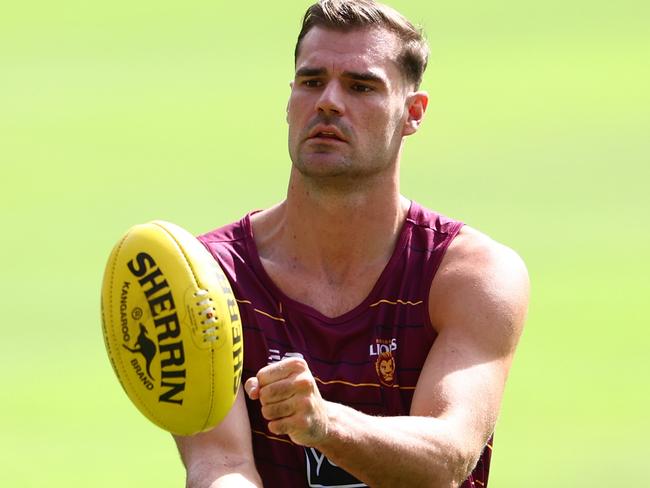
[351,83,373,93]
[302,79,323,88]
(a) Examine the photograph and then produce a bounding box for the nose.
[315,81,344,116]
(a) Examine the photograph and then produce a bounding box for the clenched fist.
[245,357,330,447]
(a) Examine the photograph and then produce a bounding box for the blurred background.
[1,0,648,486]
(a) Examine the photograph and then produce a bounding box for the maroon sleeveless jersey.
[199,201,492,488]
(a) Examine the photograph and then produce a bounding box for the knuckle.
[262,400,294,420]
[257,362,273,378]
[294,375,314,392]
[287,356,308,371]
[258,384,274,404]
[255,373,270,388]
[260,381,289,403]
[299,395,315,412]
[261,404,273,420]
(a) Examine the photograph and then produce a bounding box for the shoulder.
[197,214,257,274]
[429,225,530,353]
[438,226,529,289]
[407,200,463,236]
[199,216,250,246]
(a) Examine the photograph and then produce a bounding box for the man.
[174,1,529,487]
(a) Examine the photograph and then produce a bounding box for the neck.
[252,168,410,285]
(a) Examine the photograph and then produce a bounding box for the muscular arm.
[173,387,263,488]
[247,227,529,487]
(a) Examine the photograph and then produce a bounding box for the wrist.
[313,401,352,452]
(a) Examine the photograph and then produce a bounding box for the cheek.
[363,110,401,145]
[370,101,405,132]
[287,90,311,115]
[287,95,311,132]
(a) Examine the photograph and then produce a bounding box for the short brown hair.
[295,0,429,89]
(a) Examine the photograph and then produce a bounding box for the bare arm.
[174,387,263,488]
[246,227,529,487]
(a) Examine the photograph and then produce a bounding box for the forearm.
[315,402,477,488]
[174,388,263,488]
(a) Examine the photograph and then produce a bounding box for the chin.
[293,154,351,177]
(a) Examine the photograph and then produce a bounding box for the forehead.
[296,26,402,79]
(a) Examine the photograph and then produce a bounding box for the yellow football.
[101,220,243,435]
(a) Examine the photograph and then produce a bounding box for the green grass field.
[1,1,648,486]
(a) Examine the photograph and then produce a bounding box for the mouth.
[308,126,347,142]
[313,131,341,140]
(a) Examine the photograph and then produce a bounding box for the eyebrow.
[295,67,387,86]
[341,71,385,84]
[295,67,327,78]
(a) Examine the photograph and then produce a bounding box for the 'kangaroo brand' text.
[127,252,186,405]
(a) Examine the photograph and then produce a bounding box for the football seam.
[152,221,217,432]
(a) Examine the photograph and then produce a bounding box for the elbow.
[448,447,480,488]
[184,460,220,488]
[184,458,260,488]
[424,443,481,488]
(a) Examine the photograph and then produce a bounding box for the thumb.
[244,376,260,400]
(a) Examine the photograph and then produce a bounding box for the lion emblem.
[375,351,395,386]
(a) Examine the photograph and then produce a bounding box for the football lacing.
[194,289,219,343]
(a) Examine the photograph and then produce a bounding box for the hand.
[245,357,329,447]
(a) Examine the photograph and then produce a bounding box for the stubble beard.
[291,146,394,195]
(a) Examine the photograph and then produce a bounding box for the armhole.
[423,222,465,332]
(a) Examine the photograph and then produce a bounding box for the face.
[287,26,427,182]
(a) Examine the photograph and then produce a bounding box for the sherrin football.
[101,220,243,436]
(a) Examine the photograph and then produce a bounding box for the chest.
[261,259,385,318]
[239,282,436,409]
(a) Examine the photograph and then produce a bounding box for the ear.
[402,91,429,136]
[286,80,294,123]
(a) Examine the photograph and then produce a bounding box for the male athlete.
[174,1,529,487]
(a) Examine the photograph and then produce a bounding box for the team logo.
[369,338,397,386]
[368,337,397,356]
[375,350,396,386]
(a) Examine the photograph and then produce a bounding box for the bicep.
[411,231,529,451]
[174,386,261,486]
